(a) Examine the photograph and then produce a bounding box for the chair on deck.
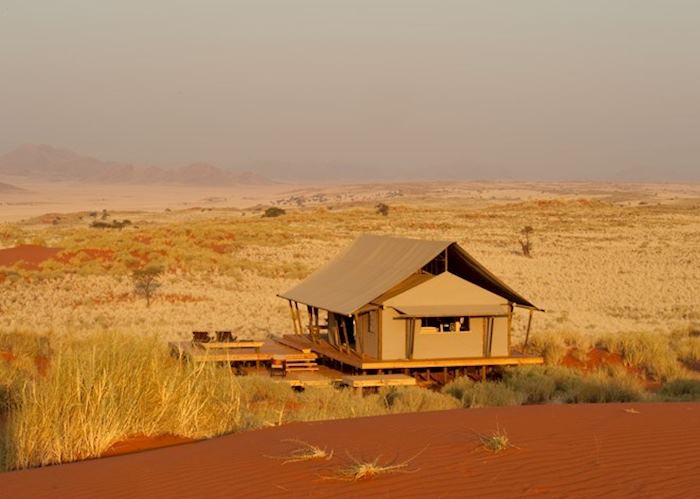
[192,331,211,343]
[215,331,236,342]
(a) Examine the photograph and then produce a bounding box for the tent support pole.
[507,304,513,355]
[288,300,298,334]
[524,309,534,347]
[294,302,304,339]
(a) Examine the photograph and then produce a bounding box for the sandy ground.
[0,178,300,222]
[0,245,61,269]
[2,403,698,498]
[2,178,698,223]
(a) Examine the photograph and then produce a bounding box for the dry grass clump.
[442,365,647,408]
[330,451,421,481]
[507,365,646,404]
[656,379,700,401]
[275,440,333,464]
[476,427,514,454]
[0,333,300,470]
[595,332,683,380]
[670,326,700,367]
[442,377,522,408]
[524,331,567,365]
[381,386,460,412]
[0,333,458,471]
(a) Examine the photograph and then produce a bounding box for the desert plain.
[1,178,699,497]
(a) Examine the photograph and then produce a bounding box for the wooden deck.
[279,334,544,370]
[169,339,314,363]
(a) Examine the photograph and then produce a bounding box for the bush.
[262,207,286,218]
[375,203,390,216]
[656,379,700,401]
[442,377,521,408]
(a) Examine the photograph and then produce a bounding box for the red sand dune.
[2,403,698,498]
[0,245,61,270]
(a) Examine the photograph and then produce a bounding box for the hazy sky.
[1,1,699,180]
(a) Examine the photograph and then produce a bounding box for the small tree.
[519,226,534,257]
[132,265,163,307]
[376,203,390,216]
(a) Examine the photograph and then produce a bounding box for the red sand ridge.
[0,244,62,270]
[103,434,193,458]
[2,403,699,498]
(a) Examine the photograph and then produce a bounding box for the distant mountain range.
[0,181,23,193]
[0,144,274,186]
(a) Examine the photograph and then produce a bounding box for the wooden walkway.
[279,334,544,370]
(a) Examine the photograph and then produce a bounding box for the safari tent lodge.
[278,234,543,372]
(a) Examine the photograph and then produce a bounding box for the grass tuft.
[476,427,514,454]
[275,439,333,464]
[330,450,422,481]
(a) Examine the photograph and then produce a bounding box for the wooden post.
[314,308,320,340]
[288,300,298,334]
[524,309,534,347]
[354,313,363,355]
[294,302,304,339]
[507,303,513,355]
[307,305,314,340]
[339,319,350,354]
[377,307,383,361]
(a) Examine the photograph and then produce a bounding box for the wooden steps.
[271,353,318,375]
[341,373,417,389]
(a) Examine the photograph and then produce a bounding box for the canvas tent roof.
[279,234,538,315]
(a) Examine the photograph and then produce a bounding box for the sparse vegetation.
[90,219,132,230]
[0,194,699,472]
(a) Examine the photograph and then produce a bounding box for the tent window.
[368,311,377,334]
[421,317,470,333]
[360,310,377,335]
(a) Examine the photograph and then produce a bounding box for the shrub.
[262,207,286,218]
[375,203,390,216]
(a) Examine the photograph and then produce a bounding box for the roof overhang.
[391,304,509,318]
